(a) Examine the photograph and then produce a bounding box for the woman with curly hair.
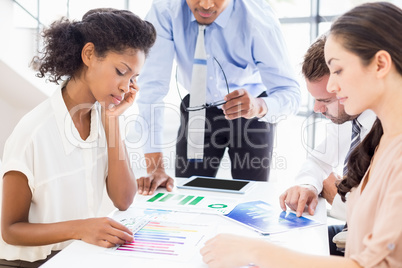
[201,2,402,267]
[0,8,155,267]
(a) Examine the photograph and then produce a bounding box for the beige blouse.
[346,135,402,267]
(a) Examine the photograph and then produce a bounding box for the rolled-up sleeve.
[252,19,300,123]
[136,2,175,153]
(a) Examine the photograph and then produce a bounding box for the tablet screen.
[182,177,249,191]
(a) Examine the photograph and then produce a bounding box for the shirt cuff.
[330,194,347,221]
[295,177,324,194]
[260,97,282,123]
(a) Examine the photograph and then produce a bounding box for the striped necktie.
[187,24,207,161]
[343,119,362,176]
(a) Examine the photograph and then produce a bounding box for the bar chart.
[112,218,210,261]
[137,192,239,214]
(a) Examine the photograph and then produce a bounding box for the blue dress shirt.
[137,0,300,153]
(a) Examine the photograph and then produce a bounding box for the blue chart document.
[224,200,322,234]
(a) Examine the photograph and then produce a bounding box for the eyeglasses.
[175,57,230,112]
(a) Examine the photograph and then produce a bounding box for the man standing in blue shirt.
[136,0,300,195]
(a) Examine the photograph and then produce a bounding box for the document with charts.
[224,200,323,235]
[135,192,240,214]
[107,207,212,261]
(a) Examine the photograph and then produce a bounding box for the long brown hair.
[329,2,402,201]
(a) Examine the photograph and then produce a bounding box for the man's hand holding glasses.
[177,57,268,120]
[222,88,268,120]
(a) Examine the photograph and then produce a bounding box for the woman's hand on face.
[106,82,139,117]
[77,217,134,248]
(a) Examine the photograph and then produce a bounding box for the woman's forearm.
[252,239,361,268]
[2,220,83,246]
[2,217,133,248]
[104,114,136,211]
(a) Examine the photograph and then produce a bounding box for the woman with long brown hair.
[201,2,402,267]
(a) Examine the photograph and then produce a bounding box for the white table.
[42,180,329,267]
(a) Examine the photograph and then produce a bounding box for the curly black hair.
[33,9,156,84]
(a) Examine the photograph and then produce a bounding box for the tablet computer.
[176,176,255,194]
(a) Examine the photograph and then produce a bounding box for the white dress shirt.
[295,110,377,220]
[0,88,108,262]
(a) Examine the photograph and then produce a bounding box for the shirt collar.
[189,0,234,29]
[357,109,377,132]
[50,83,103,155]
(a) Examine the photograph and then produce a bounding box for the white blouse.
[0,88,108,262]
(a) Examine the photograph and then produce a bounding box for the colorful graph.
[225,200,323,234]
[111,217,209,261]
[136,192,238,214]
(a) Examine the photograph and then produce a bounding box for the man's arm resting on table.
[136,152,174,195]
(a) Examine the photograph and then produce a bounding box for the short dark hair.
[33,9,156,84]
[302,34,329,82]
